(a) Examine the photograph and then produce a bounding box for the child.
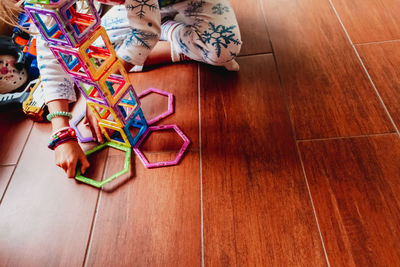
[1,0,242,177]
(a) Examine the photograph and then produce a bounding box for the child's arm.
[36,37,77,104]
[47,99,90,178]
[36,37,94,177]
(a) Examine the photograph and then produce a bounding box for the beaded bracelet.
[51,126,73,137]
[49,137,78,150]
[47,111,73,122]
[48,127,77,150]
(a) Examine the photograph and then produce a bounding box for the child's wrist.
[48,127,77,150]
[50,116,71,131]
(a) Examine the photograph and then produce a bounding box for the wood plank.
[298,135,400,266]
[129,63,199,149]
[0,165,14,199]
[86,63,201,266]
[356,42,400,131]
[0,122,104,266]
[231,0,272,55]
[330,0,400,44]
[261,0,394,139]
[201,55,326,266]
[0,110,33,165]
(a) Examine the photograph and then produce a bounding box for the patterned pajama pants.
[102,0,242,68]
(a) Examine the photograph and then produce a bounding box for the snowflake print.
[57,78,74,99]
[212,3,229,15]
[202,48,210,60]
[122,55,132,62]
[178,38,189,54]
[102,17,126,30]
[126,0,157,19]
[201,23,241,57]
[184,0,205,17]
[125,28,158,49]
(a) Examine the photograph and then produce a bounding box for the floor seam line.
[0,121,34,205]
[328,0,400,137]
[259,0,331,264]
[198,64,205,267]
[82,148,110,267]
[297,132,397,142]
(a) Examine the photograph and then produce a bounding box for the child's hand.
[54,140,90,178]
[84,105,104,143]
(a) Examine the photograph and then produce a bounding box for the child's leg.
[162,0,242,70]
[101,3,162,70]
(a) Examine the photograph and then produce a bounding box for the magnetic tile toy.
[114,86,140,124]
[99,122,131,148]
[97,59,130,104]
[123,108,148,146]
[133,124,191,168]
[27,0,191,187]
[71,110,95,143]
[75,142,131,188]
[74,76,109,105]
[49,27,116,80]
[138,88,174,125]
[25,0,100,47]
[87,102,123,127]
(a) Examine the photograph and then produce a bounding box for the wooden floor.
[1,0,400,266]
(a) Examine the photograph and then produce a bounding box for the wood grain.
[85,63,201,266]
[201,55,326,266]
[230,0,272,55]
[330,0,400,44]
[356,42,400,131]
[0,165,14,200]
[261,0,394,139]
[299,135,400,266]
[0,123,104,267]
[0,110,34,165]
[130,63,199,150]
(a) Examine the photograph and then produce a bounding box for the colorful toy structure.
[25,0,190,187]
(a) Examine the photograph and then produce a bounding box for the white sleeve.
[36,37,76,104]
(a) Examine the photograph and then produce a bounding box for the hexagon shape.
[133,124,190,168]
[71,110,94,143]
[75,142,131,188]
[138,88,174,125]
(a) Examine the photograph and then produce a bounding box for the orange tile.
[0,165,14,199]
[201,55,326,266]
[299,135,400,266]
[331,0,400,44]
[357,42,400,130]
[231,0,272,55]
[0,123,101,266]
[0,110,33,165]
[262,0,394,139]
[86,63,201,265]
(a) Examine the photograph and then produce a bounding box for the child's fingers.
[88,125,98,142]
[82,116,89,125]
[66,159,78,178]
[93,124,104,143]
[80,155,90,174]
